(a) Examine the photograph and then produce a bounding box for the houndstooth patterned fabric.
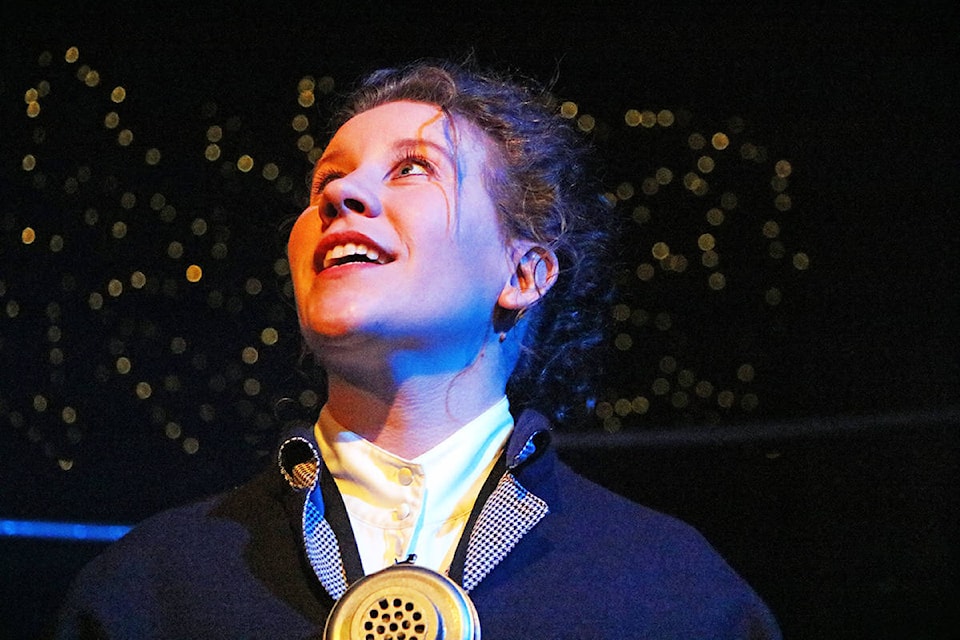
[462,472,549,592]
[277,436,318,491]
[279,435,350,600]
[281,429,551,599]
[511,434,538,467]
[302,486,349,600]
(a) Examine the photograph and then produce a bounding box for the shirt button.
[396,503,411,520]
[398,467,414,486]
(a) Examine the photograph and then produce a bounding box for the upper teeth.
[323,243,384,269]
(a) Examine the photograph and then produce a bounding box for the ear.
[497,244,559,311]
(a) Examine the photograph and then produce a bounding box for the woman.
[58,60,780,639]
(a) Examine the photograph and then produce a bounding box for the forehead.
[320,100,493,167]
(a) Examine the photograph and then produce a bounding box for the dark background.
[1,1,958,638]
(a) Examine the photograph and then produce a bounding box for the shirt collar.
[277,405,553,493]
[313,398,513,520]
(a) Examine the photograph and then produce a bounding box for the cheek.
[288,207,318,265]
[456,192,511,267]
[387,192,449,254]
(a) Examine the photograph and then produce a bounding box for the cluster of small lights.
[2,46,811,471]
[3,47,337,471]
[561,100,810,432]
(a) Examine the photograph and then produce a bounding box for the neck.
[319,334,515,459]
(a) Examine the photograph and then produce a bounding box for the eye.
[394,154,432,178]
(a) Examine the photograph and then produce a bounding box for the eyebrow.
[392,137,456,167]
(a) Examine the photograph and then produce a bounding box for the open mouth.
[322,242,392,270]
[314,233,396,272]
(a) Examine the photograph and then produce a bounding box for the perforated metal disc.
[324,564,480,640]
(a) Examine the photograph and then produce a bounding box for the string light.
[1,44,811,475]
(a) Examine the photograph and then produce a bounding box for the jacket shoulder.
[56,469,325,638]
[474,456,782,639]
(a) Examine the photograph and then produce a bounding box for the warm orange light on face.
[3,46,823,459]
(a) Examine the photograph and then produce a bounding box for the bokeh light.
[0,42,812,475]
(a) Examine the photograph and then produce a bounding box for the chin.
[301,315,365,342]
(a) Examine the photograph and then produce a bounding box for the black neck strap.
[448,451,508,587]
[319,467,366,586]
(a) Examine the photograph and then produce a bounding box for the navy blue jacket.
[57,411,781,639]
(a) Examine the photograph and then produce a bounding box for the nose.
[319,174,382,224]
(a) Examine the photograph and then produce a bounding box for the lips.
[313,230,395,272]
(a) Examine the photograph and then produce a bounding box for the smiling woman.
[287,99,550,458]
[56,60,782,639]
[293,106,508,329]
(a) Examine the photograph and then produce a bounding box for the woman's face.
[288,100,517,361]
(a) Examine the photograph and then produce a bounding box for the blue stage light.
[0,519,132,542]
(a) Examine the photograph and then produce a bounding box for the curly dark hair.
[326,59,617,427]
